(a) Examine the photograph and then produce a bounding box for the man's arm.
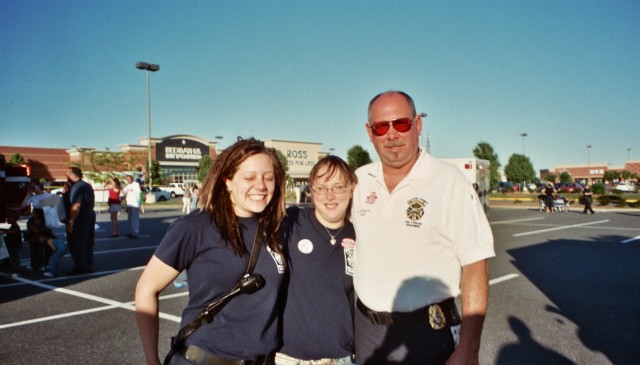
[447,259,489,365]
[66,202,81,234]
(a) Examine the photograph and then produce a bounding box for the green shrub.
[608,195,621,202]
[591,183,606,195]
[598,195,610,206]
[617,198,627,207]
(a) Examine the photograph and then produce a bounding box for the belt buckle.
[428,303,446,330]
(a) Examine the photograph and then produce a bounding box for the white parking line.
[489,273,519,285]
[93,245,157,254]
[0,267,185,329]
[3,269,521,329]
[19,245,158,266]
[513,220,610,237]
[622,235,640,244]
[491,217,546,225]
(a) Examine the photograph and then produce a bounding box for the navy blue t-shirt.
[70,180,95,223]
[154,212,286,360]
[280,206,355,359]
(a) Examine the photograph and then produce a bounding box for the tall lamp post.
[420,113,429,153]
[135,61,159,200]
[520,133,527,156]
[586,144,592,184]
[627,148,631,162]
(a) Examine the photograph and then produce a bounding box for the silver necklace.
[323,224,345,245]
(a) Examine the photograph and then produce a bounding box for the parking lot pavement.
[1,207,639,364]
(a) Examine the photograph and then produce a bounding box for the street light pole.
[135,62,159,196]
[520,133,527,156]
[420,113,429,153]
[586,144,592,184]
[627,148,631,162]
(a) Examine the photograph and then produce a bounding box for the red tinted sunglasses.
[368,117,414,137]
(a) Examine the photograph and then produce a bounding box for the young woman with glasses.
[276,155,357,365]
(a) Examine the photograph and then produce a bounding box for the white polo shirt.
[352,150,494,312]
[122,181,141,208]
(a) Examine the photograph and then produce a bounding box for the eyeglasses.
[368,116,414,137]
[312,184,350,195]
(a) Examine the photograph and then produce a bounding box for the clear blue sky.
[2,1,638,172]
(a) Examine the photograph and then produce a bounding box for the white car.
[613,182,635,193]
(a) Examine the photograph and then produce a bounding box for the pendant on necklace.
[324,224,344,246]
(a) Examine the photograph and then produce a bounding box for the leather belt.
[356,297,461,329]
[178,345,273,365]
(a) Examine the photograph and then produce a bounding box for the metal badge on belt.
[428,303,446,330]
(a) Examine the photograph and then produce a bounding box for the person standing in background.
[66,167,96,275]
[191,185,199,211]
[21,182,53,212]
[122,175,141,239]
[544,183,556,213]
[182,184,192,214]
[25,206,46,272]
[582,184,595,214]
[107,178,122,237]
[1,211,23,277]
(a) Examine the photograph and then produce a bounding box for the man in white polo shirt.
[122,174,141,239]
[351,91,494,365]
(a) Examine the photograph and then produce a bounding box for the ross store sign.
[287,149,315,167]
[157,138,209,162]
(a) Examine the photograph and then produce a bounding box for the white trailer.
[442,158,491,212]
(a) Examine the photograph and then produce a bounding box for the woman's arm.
[135,255,180,365]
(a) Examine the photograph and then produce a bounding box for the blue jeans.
[127,206,140,235]
[48,239,68,276]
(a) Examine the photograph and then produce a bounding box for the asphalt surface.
[1,204,639,364]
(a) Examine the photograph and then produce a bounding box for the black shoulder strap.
[245,229,264,274]
[163,228,265,365]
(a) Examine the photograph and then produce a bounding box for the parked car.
[556,182,583,193]
[494,181,515,193]
[157,183,185,198]
[535,183,547,193]
[612,182,635,193]
[145,187,172,201]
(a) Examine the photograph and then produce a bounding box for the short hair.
[368,90,417,120]
[69,167,83,179]
[199,138,286,256]
[309,155,357,220]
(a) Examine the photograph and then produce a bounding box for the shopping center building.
[0,135,326,185]
[1,135,637,187]
[542,162,640,185]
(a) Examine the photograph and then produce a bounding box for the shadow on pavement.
[507,235,640,364]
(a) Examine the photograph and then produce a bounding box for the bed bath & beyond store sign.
[157,138,208,163]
